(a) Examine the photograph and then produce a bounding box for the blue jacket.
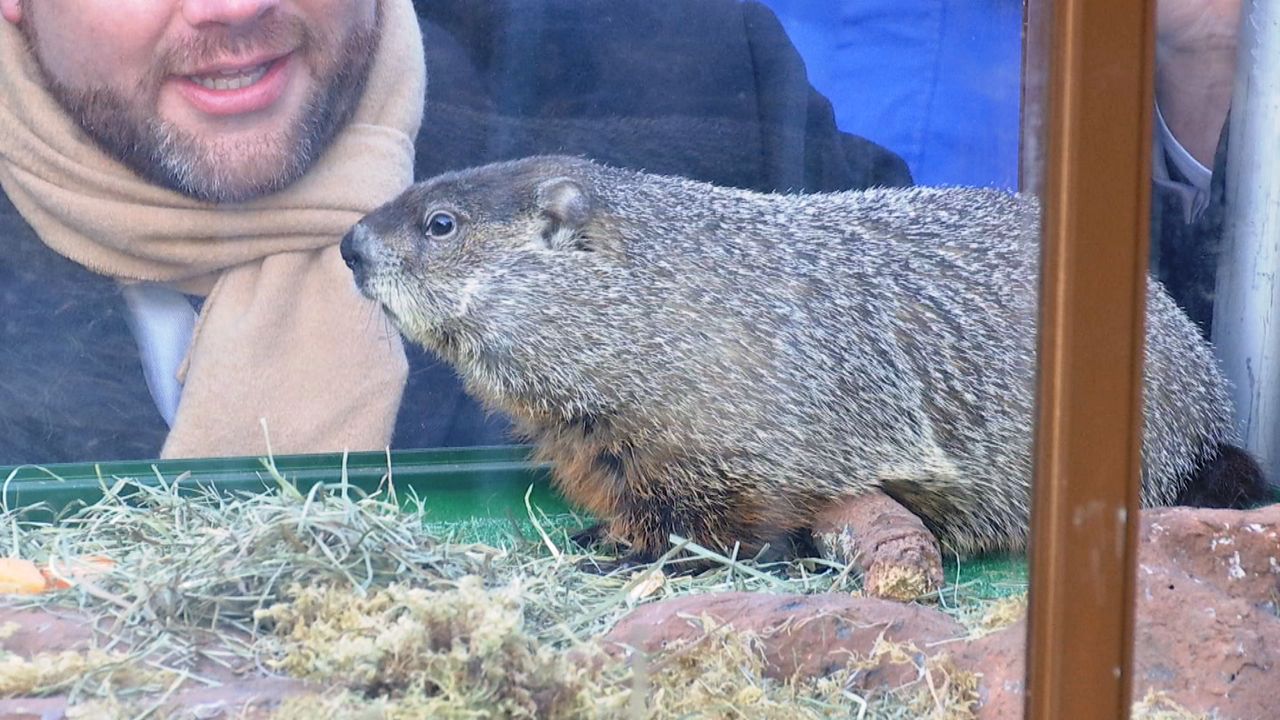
[759,0,1024,189]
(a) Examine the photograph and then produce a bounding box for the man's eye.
[425,211,457,238]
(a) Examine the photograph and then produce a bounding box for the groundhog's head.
[340,155,623,355]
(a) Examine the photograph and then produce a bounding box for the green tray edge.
[1,445,573,524]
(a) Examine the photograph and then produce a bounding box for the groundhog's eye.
[425,211,457,238]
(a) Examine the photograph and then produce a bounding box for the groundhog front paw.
[569,522,611,549]
[813,491,944,602]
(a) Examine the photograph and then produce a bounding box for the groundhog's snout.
[340,223,376,290]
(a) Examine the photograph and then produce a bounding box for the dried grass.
[1131,689,1212,720]
[971,595,1027,637]
[0,457,1022,718]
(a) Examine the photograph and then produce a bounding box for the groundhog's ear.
[535,177,591,250]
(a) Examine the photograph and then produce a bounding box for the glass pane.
[0,1,1071,717]
[1134,0,1280,718]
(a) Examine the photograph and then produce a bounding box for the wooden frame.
[1025,0,1157,717]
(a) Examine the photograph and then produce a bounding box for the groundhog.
[340,155,1269,568]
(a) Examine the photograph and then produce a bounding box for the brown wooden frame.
[1024,0,1158,718]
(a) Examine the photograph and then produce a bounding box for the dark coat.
[0,0,911,465]
[1150,116,1232,339]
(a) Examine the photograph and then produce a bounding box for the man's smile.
[171,53,294,117]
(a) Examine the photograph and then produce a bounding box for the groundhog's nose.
[339,224,366,272]
[341,223,380,293]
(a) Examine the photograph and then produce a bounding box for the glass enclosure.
[1,0,1039,466]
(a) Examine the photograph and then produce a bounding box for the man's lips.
[170,53,293,117]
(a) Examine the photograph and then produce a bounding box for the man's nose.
[181,0,280,28]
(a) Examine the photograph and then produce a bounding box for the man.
[1150,0,1243,337]
[0,0,425,463]
[0,0,911,465]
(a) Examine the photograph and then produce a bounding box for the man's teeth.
[189,64,269,91]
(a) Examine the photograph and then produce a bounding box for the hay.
[616,617,854,720]
[971,595,1027,637]
[4,464,499,654]
[1131,690,1211,720]
[804,639,979,720]
[0,463,1025,717]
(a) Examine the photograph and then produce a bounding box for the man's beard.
[24,10,382,204]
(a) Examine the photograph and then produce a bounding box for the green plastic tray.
[1,445,571,525]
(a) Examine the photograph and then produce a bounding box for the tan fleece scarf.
[0,0,424,459]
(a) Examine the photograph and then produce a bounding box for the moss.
[260,589,979,720]
[257,578,595,719]
[0,649,166,697]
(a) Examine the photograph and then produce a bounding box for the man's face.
[9,0,381,203]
